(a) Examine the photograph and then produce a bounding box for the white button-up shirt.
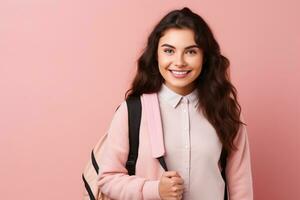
[158,83,225,200]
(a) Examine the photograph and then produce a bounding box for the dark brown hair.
[125,7,246,156]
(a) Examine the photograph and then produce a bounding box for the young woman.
[97,7,253,200]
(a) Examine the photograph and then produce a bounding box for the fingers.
[174,193,183,200]
[163,171,180,178]
[170,176,184,185]
[178,194,183,200]
[171,184,184,199]
[160,171,185,200]
[172,184,184,193]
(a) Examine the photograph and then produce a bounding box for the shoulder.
[107,100,128,133]
[232,112,250,150]
[115,100,128,114]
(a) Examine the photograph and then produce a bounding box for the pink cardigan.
[97,93,253,200]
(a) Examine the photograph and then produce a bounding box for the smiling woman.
[157,28,204,95]
[84,6,253,200]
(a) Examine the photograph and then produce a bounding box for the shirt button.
[185,145,188,149]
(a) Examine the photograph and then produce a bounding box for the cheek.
[191,55,203,65]
[158,62,171,79]
[157,54,168,77]
[158,65,168,78]
[192,58,203,71]
[193,65,202,75]
[158,54,171,67]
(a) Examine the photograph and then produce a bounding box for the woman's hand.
[158,171,184,200]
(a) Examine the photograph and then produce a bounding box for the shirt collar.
[158,83,199,108]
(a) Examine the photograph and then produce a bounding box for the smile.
[169,70,191,78]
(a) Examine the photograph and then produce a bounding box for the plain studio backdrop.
[0,0,299,199]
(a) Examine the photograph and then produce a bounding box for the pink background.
[0,0,299,199]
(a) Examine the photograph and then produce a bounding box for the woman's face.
[157,28,204,95]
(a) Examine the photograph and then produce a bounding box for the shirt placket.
[181,97,190,197]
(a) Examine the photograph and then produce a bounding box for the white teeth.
[171,70,189,75]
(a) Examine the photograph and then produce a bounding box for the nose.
[174,54,187,67]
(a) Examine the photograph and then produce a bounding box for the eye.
[187,49,197,55]
[163,48,174,54]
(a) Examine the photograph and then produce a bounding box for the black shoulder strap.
[125,96,142,175]
[125,95,168,175]
[83,96,151,200]
[220,147,228,200]
[157,156,168,171]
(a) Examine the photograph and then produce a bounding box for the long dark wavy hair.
[125,7,246,157]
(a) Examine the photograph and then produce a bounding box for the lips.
[169,69,191,78]
[169,69,191,72]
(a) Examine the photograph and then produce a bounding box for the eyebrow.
[160,44,200,50]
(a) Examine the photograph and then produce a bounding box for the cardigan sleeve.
[97,101,161,200]
[225,115,254,200]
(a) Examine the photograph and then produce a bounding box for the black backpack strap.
[220,147,228,200]
[126,95,168,174]
[157,156,168,171]
[82,174,96,200]
[82,96,142,200]
[125,96,142,175]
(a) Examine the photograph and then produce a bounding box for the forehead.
[158,28,196,47]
